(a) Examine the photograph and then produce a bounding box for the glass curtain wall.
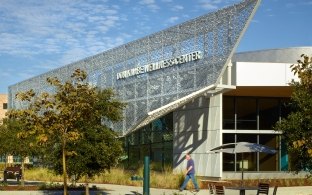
[124,113,173,170]
[222,96,289,172]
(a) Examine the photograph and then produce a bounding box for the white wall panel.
[235,62,298,86]
[173,95,222,177]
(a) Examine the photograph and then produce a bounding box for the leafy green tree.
[275,54,312,173]
[7,69,125,195]
[0,119,13,168]
[0,118,40,186]
[45,90,124,194]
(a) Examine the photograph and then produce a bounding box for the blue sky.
[0,0,311,94]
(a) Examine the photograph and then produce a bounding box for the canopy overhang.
[125,84,236,135]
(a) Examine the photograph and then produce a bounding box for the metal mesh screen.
[8,0,260,135]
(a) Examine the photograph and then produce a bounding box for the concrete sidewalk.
[95,184,312,195]
[1,183,312,194]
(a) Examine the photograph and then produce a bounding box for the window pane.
[141,127,151,144]
[223,96,235,129]
[223,133,235,171]
[151,143,163,162]
[126,113,173,170]
[237,134,257,171]
[141,145,150,160]
[128,131,140,146]
[3,103,7,109]
[259,134,278,171]
[236,98,257,130]
[259,98,279,130]
[281,139,288,171]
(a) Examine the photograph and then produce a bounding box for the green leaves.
[4,69,126,193]
[275,54,312,173]
[291,54,312,90]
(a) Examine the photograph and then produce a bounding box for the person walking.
[179,153,200,192]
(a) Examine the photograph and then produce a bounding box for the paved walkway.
[95,184,312,195]
[1,183,312,195]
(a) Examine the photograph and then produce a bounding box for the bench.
[3,166,22,182]
[200,179,231,193]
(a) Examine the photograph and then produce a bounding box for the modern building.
[0,94,8,123]
[0,94,14,164]
[7,0,312,179]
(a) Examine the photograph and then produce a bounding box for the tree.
[275,54,312,173]
[45,90,124,194]
[7,69,126,195]
[0,119,14,168]
[0,118,39,186]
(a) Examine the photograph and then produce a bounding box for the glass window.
[0,155,6,163]
[151,143,163,162]
[280,139,288,171]
[13,156,21,163]
[259,98,279,130]
[125,112,173,170]
[3,103,7,109]
[141,128,151,144]
[236,98,257,130]
[223,133,235,171]
[163,146,173,167]
[237,134,257,171]
[128,131,140,146]
[151,130,163,143]
[141,145,150,160]
[259,134,278,171]
[128,147,141,167]
[223,97,235,129]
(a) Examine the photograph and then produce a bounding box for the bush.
[23,167,312,189]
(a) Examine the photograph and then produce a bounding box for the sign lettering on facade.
[116,51,202,80]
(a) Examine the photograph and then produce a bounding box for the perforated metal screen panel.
[9,0,260,135]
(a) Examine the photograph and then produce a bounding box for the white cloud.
[285,3,295,8]
[140,0,155,4]
[96,15,120,33]
[139,0,160,12]
[0,33,41,56]
[17,72,37,81]
[251,19,260,23]
[200,2,218,10]
[0,0,122,58]
[0,72,11,77]
[60,48,89,66]
[171,5,184,11]
[166,16,179,25]
[0,0,271,93]
[197,0,241,11]
[33,61,61,71]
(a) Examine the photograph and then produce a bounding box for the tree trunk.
[62,139,68,195]
[86,176,90,195]
[21,157,25,186]
[4,154,7,169]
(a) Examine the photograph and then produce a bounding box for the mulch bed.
[0,185,100,191]
[0,185,40,191]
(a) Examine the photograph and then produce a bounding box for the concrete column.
[172,94,222,178]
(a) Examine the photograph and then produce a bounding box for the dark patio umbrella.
[208,142,276,185]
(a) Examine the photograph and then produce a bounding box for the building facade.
[0,94,8,123]
[8,0,312,178]
[124,47,312,179]
[0,94,8,162]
